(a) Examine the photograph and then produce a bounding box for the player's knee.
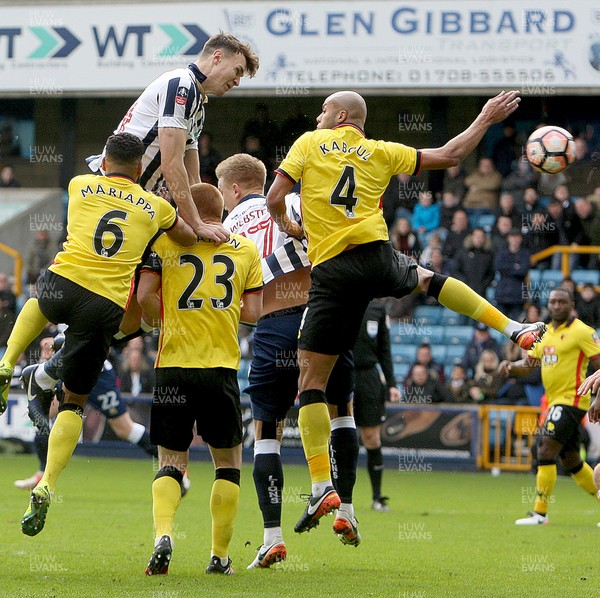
[564,459,581,473]
[537,440,560,461]
[362,427,380,448]
[298,388,327,408]
[154,465,184,485]
[423,271,448,298]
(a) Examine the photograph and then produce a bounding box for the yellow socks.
[2,298,48,367]
[570,462,599,499]
[40,408,83,491]
[210,471,240,559]
[152,475,182,539]
[533,464,557,515]
[298,397,331,484]
[437,277,511,334]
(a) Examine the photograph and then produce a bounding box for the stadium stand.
[571,269,600,287]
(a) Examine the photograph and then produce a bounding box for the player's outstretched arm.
[266,174,303,239]
[165,216,197,246]
[420,90,521,170]
[240,291,263,325]
[159,128,228,244]
[579,368,600,397]
[138,271,162,327]
[498,356,539,378]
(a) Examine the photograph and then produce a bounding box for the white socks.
[126,422,146,444]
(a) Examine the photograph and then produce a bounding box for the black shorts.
[541,404,586,456]
[353,366,386,427]
[298,241,418,355]
[37,270,123,395]
[151,367,242,451]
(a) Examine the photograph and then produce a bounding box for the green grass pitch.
[0,454,597,597]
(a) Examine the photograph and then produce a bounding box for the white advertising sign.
[0,393,36,442]
[0,2,599,93]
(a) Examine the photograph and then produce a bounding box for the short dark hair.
[551,287,574,302]
[105,133,144,164]
[201,32,259,77]
[418,343,431,350]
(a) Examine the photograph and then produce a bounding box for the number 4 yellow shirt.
[50,173,177,308]
[276,124,419,267]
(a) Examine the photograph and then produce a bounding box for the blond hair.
[215,153,267,189]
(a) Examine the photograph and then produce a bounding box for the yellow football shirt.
[50,174,177,308]
[277,124,419,267]
[528,317,600,409]
[153,233,263,369]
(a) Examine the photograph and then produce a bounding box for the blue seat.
[571,269,600,287]
[446,345,465,364]
[528,269,542,285]
[541,269,564,289]
[420,325,445,344]
[393,363,410,381]
[477,214,496,233]
[444,326,473,346]
[485,286,495,302]
[430,344,447,362]
[440,310,462,326]
[413,305,444,325]
[489,328,508,345]
[391,344,418,363]
[392,321,426,344]
[403,332,426,345]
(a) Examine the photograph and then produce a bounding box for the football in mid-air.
[525,125,576,174]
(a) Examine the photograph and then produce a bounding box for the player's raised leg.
[146,447,187,575]
[206,445,242,575]
[415,268,546,350]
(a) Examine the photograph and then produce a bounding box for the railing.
[0,241,22,296]
[530,245,600,283]
[479,405,540,472]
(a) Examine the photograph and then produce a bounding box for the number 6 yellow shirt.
[50,173,177,309]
